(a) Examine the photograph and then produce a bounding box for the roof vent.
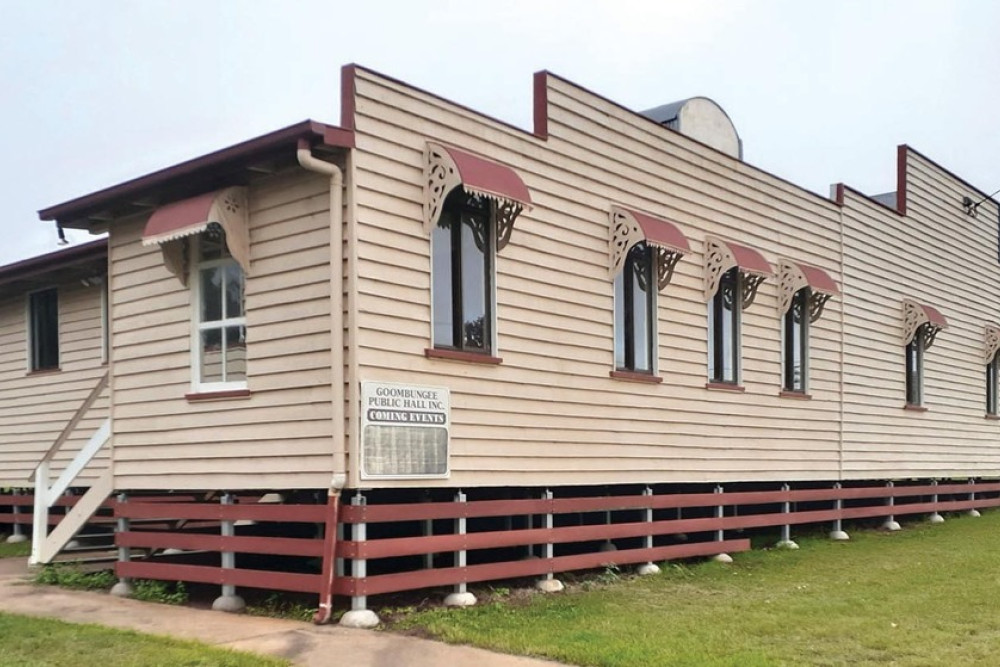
[642,97,743,160]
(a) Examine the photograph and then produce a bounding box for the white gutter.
[297,141,347,492]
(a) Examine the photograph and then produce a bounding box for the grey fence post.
[882,481,901,531]
[110,492,133,597]
[637,486,660,575]
[212,493,245,612]
[776,483,799,549]
[968,478,981,517]
[339,492,379,628]
[444,490,476,606]
[6,489,27,544]
[712,485,732,563]
[536,489,564,592]
[928,480,945,524]
[829,482,850,541]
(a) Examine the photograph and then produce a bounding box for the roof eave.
[39,120,353,226]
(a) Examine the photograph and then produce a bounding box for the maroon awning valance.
[704,237,773,308]
[609,206,690,290]
[424,142,531,250]
[720,239,773,277]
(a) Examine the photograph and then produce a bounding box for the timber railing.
[105,479,1000,609]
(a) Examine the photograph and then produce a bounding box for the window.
[432,189,494,354]
[193,224,246,390]
[782,287,809,393]
[905,323,927,406]
[988,351,999,416]
[28,288,59,371]
[708,268,740,384]
[614,243,655,373]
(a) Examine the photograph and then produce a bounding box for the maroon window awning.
[793,262,839,296]
[719,239,774,277]
[424,142,532,250]
[609,206,690,289]
[436,144,531,208]
[903,299,948,347]
[615,207,690,254]
[777,259,840,319]
[141,187,249,273]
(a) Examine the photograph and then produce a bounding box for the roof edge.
[0,238,107,287]
[39,120,352,224]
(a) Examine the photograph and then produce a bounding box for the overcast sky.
[1,0,998,265]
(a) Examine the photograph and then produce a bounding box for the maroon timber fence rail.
[82,479,1000,617]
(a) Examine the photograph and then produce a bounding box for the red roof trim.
[533,71,549,139]
[721,239,773,277]
[896,144,908,217]
[39,120,352,224]
[0,238,107,286]
[622,208,690,254]
[795,262,840,296]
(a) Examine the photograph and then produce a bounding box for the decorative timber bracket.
[777,259,841,323]
[902,299,948,349]
[609,206,690,291]
[704,237,773,309]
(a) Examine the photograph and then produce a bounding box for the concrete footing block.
[829,530,850,541]
[443,591,477,607]
[882,520,901,532]
[536,578,564,593]
[928,513,945,524]
[636,563,661,576]
[968,509,981,518]
[775,540,799,550]
[4,533,27,544]
[712,553,733,564]
[64,540,81,550]
[211,594,246,613]
[339,609,380,628]
[598,541,617,552]
[110,581,134,598]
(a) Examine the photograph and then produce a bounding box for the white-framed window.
[708,268,741,384]
[987,350,999,416]
[27,287,59,372]
[781,287,809,393]
[191,224,246,391]
[905,323,927,407]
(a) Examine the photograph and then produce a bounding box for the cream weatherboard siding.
[840,150,1000,478]
[0,280,108,487]
[109,169,336,490]
[349,68,845,489]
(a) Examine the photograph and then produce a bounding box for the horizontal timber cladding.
[0,278,108,488]
[350,68,845,488]
[840,150,1000,480]
[108,168,337,490]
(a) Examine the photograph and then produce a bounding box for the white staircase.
[29,372,113,565]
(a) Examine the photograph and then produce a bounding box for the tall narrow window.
[782,288,809,393]
[905,324,926,406]
[988,351,999,416]
[708,268,740,384]
[614,243,655,373]
[28,288,59,371]
[432,190,493,354]
[194,224,246,389]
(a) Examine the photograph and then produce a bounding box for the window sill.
[903,403,928,412]
[610,370,662,384]
[986,414,1000,421]
[424,348,503,365]
[26,368,61,377]
[705,382,745,393]
[185,389,252,402]
[779,390,812,400]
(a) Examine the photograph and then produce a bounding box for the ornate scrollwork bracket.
[902,299,945,349]
[609,206,687,291]
[777,259,837,323]
[704,237,771,310]
[424,142,527,252]
[984,324,1000,363]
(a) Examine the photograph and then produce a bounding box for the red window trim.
[705,381,746,393]
[185,389,252,402]
[903,403,928,412]
[779,390,812,400]
[425,348,503,365]
[609,370,663,384]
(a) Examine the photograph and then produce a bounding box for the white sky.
[1,0,998,265]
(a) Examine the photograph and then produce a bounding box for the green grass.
[394,513,1000,666]
[0,539,30,558]
[0,612,288,666]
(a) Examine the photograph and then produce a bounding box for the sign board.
[360,381,450,479]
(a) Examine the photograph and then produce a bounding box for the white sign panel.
[360,382,450,480]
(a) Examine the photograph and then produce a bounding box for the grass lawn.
[0,539,30,558]
[394,512,1000,666]
[0,612,289,667]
